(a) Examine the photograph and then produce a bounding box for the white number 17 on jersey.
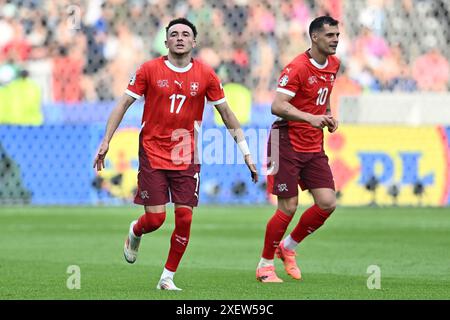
[169,94,186,114]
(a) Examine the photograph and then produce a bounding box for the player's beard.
[327,42,338,55]
[321,44,337,56]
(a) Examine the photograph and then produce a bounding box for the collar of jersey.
[164,58,193,73]
[306,49,328,69]
[309,57,328,69]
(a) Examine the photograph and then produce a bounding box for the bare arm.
[271,92,334,129]
[215,101,258,183]
[215,101,247,144]
[325,99,338,133]
[93,94,136,171]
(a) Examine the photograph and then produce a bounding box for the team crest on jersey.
[190,82,199,91]
[330,74,335,82]
[190,82,199,96]
[279,75,289,87]
[308,76,318,84]
[157,80,169,88]
[129,73,136,85]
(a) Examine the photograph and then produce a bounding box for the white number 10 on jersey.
[169,94,186,114]
[316,87,329,106]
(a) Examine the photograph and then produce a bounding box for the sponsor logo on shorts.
[277,183,288,192]
[140,190,149,199]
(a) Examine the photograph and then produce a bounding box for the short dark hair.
[309,16,339,38]
[166,18,197,39]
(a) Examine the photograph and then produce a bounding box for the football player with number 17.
[93,18,258,291]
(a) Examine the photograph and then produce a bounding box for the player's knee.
[141,212,166,233]
[284,204,298,216]
[278,200,298,216]
[316,199,336,214]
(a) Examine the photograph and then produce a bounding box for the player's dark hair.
[309,16,339,38]
[166,18,197,39]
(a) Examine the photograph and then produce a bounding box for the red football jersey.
[126,56,225,170]
[276,50,340,152]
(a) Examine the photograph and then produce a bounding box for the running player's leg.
[124,167,169,264]
[257,195,298,283]
[280,152,336,274]
[157,164,198,290]
[257,123,301,282]
[284,188,335,248]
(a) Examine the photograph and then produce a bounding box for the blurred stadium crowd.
[0,0,449,107]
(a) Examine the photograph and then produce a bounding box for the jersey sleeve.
[276,64,303,98]
[206,70,226,105]
[125,64,147,100]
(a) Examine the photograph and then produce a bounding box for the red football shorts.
[266,123,335,198]
[134,162,201,207]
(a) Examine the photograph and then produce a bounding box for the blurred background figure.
[0,0,447,103]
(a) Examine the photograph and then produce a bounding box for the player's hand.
[93,141,109,171]
[327,117,339,133]
[244,154,258,183]
[308,114,334,129]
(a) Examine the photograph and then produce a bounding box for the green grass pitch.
[1,205,449,299]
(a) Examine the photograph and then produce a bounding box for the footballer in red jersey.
[93,18,258,291]
[256,16,341,283]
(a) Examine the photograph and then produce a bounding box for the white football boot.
[123,220,141,264]
[156,277,182,291]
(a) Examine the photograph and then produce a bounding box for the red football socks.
[262,209,293,259]
[133,212,166,237]
[290,204,331,243]
[165,207,193,272]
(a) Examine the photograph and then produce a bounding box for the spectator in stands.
[1,19,32,63]
[3,0,449,103]
[0,4,16,55]
[52,46,82,103]
[105,22,144,99]
[377,44,416,92]
[412,48,449,91]
[248,1,278,103]
[278,21,309,69]
[358,0,386,37]
[353,26,390,64]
